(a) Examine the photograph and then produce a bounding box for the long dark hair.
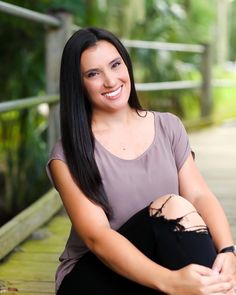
[60,27,142,217]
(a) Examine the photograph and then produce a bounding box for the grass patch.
[213,88,236,120]
[212,67,236,121]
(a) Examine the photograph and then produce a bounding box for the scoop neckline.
[94,111,157,162]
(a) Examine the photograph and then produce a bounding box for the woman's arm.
[179,154,234,250]
[179,154,236,278]
[49,159,233,294]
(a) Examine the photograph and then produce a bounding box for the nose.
[103,71,116,88]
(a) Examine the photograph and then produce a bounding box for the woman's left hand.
[212,253,236,294]
[212,253,236,289]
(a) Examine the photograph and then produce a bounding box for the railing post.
[200,44,213,117]
[46,10,73,152]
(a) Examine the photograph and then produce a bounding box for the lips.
[102,86,122,98]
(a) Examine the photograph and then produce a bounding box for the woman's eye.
[87,71,98,78]
[112,61,121,69]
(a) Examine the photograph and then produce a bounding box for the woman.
[47,27,236,294]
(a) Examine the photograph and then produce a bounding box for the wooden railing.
[0,0,235,260]
[0,189,62,260]
[0,95,58,113]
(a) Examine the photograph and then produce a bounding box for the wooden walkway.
[189,119,236,241]
[0,120,235,294]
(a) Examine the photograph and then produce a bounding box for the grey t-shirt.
[46,111,191,291]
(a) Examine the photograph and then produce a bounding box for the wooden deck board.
[0,120,235,294]
[0,211,70,294]
[0,280,54,293]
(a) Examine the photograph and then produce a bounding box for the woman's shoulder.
[49,140,65,160]
[47,139,67,166]
[152,111,182,130]
[152,110,178,120]
[46,140,67,187]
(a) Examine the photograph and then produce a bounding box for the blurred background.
[0,0,236,226]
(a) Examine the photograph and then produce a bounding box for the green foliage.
[0,1,55,222]
[1,2,42,100]
[0,108,51,221]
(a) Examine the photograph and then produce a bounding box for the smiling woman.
[46,27,236,294]
[80,41,131,112]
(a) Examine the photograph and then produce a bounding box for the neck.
[92,107,136,131]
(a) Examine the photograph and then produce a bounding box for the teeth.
[104,86,121,97]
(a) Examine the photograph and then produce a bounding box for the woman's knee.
[149,194,206,231]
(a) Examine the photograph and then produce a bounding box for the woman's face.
[80,40,131,113]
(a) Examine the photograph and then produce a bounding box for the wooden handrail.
[123,39,204,53]
[136,80,201,91]
[0,95,58,113]
[0,1,61,27]
[0,189,62,260]
[212,79,236,88]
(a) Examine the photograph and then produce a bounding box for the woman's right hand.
[166,264,234,295]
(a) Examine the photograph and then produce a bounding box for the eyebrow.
[82,57,122,76]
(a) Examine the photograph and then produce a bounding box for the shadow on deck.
[0,119,236,294]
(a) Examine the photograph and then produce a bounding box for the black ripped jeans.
[57,198,217,295]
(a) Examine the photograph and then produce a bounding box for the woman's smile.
[102,85,123,99]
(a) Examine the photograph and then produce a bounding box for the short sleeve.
[46,140,67,187]
[165,113,192,171]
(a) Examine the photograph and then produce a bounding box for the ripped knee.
[149,194,207,233]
